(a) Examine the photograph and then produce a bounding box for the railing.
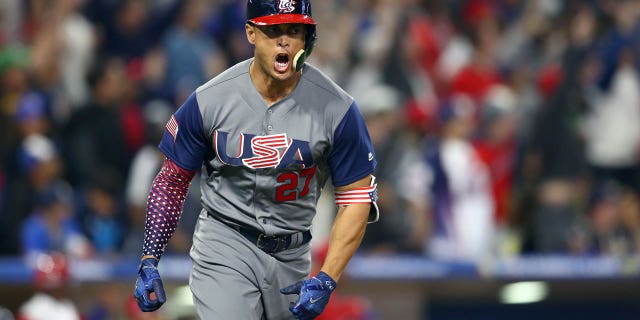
[2,254,639,283]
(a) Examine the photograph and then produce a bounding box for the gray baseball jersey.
[159,59,377,234]
[159,59,376,319]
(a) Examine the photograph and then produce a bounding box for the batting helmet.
[246,0,317,71]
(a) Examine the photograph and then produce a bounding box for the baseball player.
[133,0,379,319]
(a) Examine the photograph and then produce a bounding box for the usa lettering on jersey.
[214,130,313,169]
[243,134,290,169]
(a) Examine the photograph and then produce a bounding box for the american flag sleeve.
[142,157,196,258]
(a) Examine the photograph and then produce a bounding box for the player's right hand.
[134,257,166,312]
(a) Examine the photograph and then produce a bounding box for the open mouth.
[275,53,290,73]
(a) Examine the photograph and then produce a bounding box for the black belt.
[210,213,312,253]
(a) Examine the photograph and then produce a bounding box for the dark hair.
[86,56,110,90]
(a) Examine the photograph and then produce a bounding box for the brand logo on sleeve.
[214,130,312,169]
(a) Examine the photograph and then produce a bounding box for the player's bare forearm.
[320,175,372,282]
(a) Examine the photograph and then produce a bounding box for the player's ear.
[246,23,256,45]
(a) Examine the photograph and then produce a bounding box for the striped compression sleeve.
[142,157,196,258]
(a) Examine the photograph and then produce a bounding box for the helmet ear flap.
[305,24,317,57]
[294,25,317,71]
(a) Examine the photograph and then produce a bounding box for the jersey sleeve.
[159,92,208,171]
[328,102,377,187]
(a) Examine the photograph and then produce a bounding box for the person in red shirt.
[449,12,502,111]
[473,85,517,225]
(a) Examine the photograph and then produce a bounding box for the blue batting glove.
[280,271,337,320]
[134,257,166,312]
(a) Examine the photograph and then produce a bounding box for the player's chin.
[271,70,294,81]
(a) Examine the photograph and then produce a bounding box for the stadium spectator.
[62,56,130,187]
[20,0,96,111]
[20,181,92,260]
[403,95,496,260]
[520,3,597,253]
[448,15,502,112]
[204,0,252,66]
[586,181,640,255]
[136,47,171,105]
[0,44,31,161]
[4,131,63,255]
[162,0,226,104]
[356,84,427,253]
[618,188,640,254]
[76,171,127,255]
[17,252,81,320]
[100,0,156,62]
[2,92,53,236]
[473,85,518,226]
[383,3,441,119]
[582,0,640,193]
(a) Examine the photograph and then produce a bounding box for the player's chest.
[208,103,330,170]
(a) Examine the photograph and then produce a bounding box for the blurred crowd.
[1,0,640,269]
[1,0,640,318]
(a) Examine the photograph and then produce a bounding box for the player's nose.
[277,36,289,47]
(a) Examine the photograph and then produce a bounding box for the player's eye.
[288,26,304,37]
[260,26,279,37]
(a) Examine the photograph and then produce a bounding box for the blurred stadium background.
[1,0,640,319]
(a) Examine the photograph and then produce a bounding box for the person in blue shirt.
[20,182,92,259]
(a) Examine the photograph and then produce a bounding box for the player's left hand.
[280,271,337,320]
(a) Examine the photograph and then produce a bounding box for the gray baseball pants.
[189,210,311,320]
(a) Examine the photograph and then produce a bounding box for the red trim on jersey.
[249,14,315,26]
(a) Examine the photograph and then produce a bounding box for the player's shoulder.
[300,64,353,107]
[196,59,252,95]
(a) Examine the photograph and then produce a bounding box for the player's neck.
[250,60,301,107]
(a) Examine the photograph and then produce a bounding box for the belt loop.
[291,232,300,247]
